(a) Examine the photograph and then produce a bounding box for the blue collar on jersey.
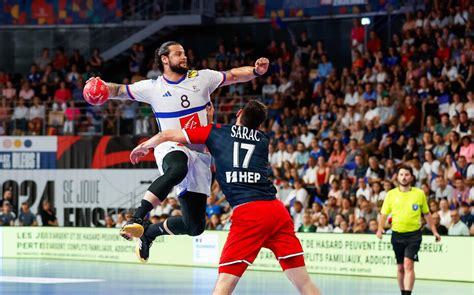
[163,74,186,84]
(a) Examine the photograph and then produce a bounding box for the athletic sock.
[405,291,412,295]
[144,222,170,241]
[133,199,154,220]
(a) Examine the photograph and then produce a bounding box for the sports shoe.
[119,217,144,241]
[135,221,153,263]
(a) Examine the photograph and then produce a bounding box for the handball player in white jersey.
[89,41,269,247]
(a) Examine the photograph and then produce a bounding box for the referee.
[376,165,441,295]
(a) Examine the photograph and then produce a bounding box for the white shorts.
[153,141,212,197]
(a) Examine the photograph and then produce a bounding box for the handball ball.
[83,78,109,105]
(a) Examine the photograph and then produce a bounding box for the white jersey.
[124,69,225,197]
[126,69,225,138]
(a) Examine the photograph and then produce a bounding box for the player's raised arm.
[220,57,269,86]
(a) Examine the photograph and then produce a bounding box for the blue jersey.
[184,124,277,207]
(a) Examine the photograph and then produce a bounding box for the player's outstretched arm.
[130,130,187,164]
[106,82,130,100]
[220,57,269,86]
[85,77,130,100]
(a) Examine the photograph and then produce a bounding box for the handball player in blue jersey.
[130,100,320,295]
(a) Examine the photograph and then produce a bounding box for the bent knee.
[188,223,205,236]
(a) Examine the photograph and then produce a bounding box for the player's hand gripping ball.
[83,77,109,105]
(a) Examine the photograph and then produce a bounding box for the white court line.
[0,276,105,284]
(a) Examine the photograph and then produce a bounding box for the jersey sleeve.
[199,69,226,94]
[124,79,155,103]
[420,190,429,214]
[380,190,392,215]
[182,124,213,144]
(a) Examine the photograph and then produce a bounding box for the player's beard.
[169,61,188,75]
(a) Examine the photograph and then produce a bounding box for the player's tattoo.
[107,83,130,100]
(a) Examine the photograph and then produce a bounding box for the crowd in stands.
[1,2,474,235]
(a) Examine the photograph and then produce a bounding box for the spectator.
[206,214,222,230]
[291,200,304,231]
[286,179,309,209]
[316,213,333,233]
[435,175,454,201]
[115,212,127,228]
[206,195,222,218]
[63,101,80,135]
[18,202,37,226]
[333,220,350,233]
[448,210,470,236]
[0,201,16,226]
[35,48,51,71]
[104,215,115,228]
[421,212,448,236]
[54,81,72,109]
[69,49,86,72]
[356,178,371,201]
[357,199,378,223]
[353,217,368,233]
[119,100,137,135]
[459,202,474,228]
[53,47,68,72]
[451,177,470,207]
[18,81,35,102]
[28,96,45,135]
[12,98,29,134]
[39,200,58,226]
[89,48,104,73]
[297,211,316,233]
[438,199,451,228]
[367,218,378,234]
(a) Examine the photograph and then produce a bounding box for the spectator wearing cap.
[0,201,16,226]
[18,202,37,226]
[448,210,470,236]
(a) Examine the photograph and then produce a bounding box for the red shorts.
[218,200,305,277]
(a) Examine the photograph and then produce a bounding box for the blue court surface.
[0,258,472,294]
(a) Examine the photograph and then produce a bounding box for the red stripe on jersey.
[184,124,212,144]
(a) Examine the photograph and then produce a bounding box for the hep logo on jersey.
[180,113,201,130]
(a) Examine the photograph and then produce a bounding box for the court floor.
[0,258,472,294]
